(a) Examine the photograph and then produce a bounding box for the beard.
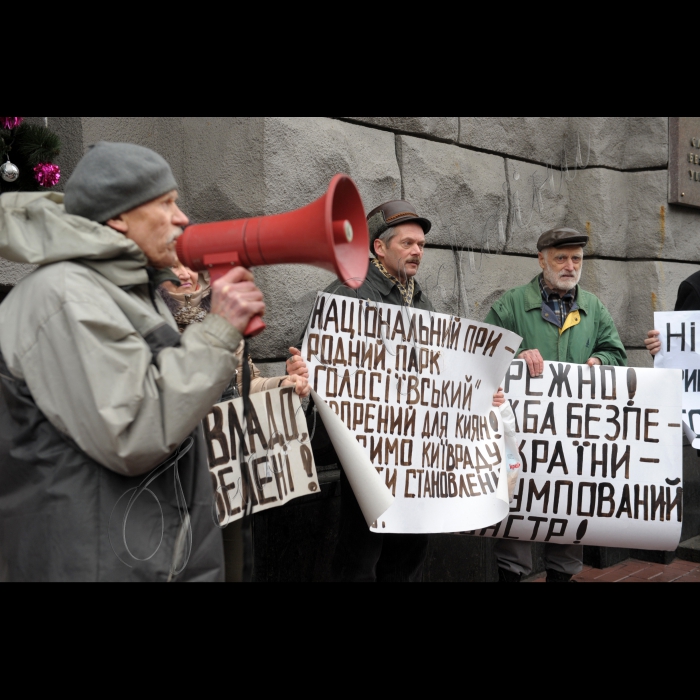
[543,262,581,293]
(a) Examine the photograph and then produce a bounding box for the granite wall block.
[400,135,507,251]
[340,117,459,142]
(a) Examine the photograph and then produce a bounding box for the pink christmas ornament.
[0,117,24,130]
[34,163,61,188]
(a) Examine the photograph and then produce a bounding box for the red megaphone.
[176,174,369,338]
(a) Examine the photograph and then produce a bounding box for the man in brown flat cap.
[484,227,627,583]
[317,201,435,582]
[340,200,436,311]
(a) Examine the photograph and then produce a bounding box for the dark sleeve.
[676,274,700,312]
[305,398,339,467]
[421,295,436,313]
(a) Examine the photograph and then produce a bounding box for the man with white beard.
[484,228,627,583]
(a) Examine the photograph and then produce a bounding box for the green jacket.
[484,276,627,367]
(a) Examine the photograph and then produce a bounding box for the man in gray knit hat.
[0,142,266,582]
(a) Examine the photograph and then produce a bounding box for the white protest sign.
[303,293,523,534]
[202,388,320,526]
[469,361,684,551]
[655,311,700,449]
[311,389,395,526]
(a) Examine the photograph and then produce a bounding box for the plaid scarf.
[171,301,208,329]
[159,287,212,332]
[372,259,416,306]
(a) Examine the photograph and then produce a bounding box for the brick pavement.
[533,559,700,583]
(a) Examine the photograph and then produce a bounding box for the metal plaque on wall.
[670,117,700,208]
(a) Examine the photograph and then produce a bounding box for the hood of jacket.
[0,192,150,288]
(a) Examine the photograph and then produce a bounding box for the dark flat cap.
[367,200,432,249]
[537,227,589,252]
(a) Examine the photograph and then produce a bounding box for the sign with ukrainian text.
[655,311,700,449]
[303,293,522,534]
[203,388,320,526]
[468,361,684,551]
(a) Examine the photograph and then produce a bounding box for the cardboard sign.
[468,362,684,551]
[303,293,523,534]
[655,311,700,448]
[203,388,320,526]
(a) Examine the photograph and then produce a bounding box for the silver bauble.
[1,161,20,183]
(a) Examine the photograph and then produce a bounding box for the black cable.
[240,341,255,583]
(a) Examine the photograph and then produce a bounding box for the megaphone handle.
[208,263,267,339]
[244,315,267,338]
[208,264,238,285]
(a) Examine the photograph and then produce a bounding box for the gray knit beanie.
[64,142,178,223]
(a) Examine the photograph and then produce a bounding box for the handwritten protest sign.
[311,387,395,526]
[303,293,522,534]
[655,311,700,448]
[468,362,684,551]
[203,388,320,526]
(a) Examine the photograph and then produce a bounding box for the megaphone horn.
[176,174,370,338]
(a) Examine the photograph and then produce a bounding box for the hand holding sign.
[287,347,310,379]
[518,349,545,377]
[283,348,312,396]
[282,374,311,398]
[646,330,662,357]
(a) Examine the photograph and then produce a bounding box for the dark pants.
[332,471,430,583]
[495,539,584,577]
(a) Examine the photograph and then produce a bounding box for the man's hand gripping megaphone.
[210,267,267,337]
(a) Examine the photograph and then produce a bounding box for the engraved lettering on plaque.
[670,117,700,208]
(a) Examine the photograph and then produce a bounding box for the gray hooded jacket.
[0,193,243,582]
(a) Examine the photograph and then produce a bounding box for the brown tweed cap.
[537,227,589,252]
[367,200,432,249]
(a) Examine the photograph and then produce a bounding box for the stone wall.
[3,117,697,369]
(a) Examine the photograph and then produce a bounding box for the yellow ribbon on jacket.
[560,310,581,336]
